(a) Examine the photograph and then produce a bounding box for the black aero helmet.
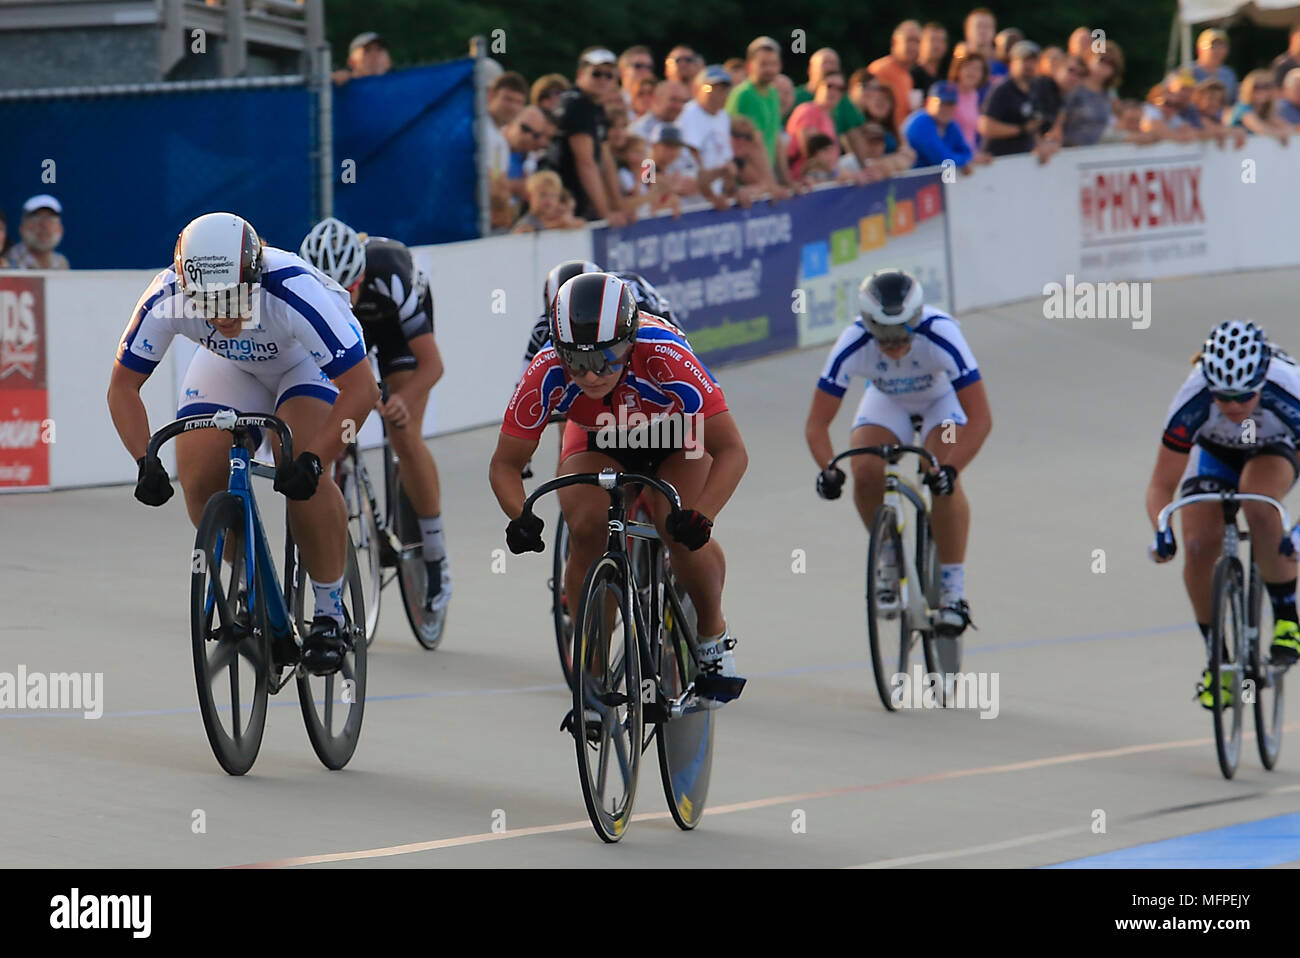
[543,258,601,313]
[550,272,639,375]
[858,268,923,344]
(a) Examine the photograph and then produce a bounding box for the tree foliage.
[325,0,1293,100]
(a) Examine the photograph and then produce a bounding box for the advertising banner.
[593,173,951,365]
[0,275,50,489]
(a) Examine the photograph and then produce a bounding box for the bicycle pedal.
[642,699,669,724]
[693,672,746,703]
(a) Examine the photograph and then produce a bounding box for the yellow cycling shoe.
[1196,669,1233,710]
[1270,620,1300,667]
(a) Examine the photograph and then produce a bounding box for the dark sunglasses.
[1211,390,1258,403]
[731,130,753,140]
[557,341,632,376]
[590,69,616,80]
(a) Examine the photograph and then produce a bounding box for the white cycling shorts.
[851,384,967,443]
[177,347,338,417]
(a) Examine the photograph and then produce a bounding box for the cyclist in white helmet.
[108,212,380,675]
[805,268,994,637]
[1147,320,1300,706]
[300,217,451,617]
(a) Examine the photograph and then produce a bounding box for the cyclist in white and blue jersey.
[805,268,993,636]
[1146,320,1300,707]
[107,212,380,676]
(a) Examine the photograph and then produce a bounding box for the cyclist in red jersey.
[489,272,748,705]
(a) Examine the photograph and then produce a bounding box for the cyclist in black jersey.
[300,217,451,615]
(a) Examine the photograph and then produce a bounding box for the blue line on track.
[1046,812,1300,868]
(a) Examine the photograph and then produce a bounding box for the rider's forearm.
[694,443,747,521]
[1146,480,1178,530]
[313,384,379,464]
[107,381,151,462]
[488,456,527,519]
[805,421,835,471]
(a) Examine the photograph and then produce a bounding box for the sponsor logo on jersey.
[200,334,280,361]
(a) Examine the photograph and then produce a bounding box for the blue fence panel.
[0,85,313,269]
[332,59,478,247]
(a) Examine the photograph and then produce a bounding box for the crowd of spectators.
[336,16,1300,236]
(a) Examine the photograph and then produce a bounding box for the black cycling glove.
[134,454,173,507]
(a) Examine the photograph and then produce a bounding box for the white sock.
[311,576,345,626]
[940,564,964,605]
[418,515,446,563]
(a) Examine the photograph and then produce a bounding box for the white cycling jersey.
[116,247,366,381]
[817,307,981,404]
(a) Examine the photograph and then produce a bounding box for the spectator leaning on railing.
[512,170,586,233]
[912,22,949,95]
[947,50,989,150]
[485,72,529,176]
[1230,69,1292,142]
[1278,69,1300,127]
[631,80,699,196]
[678,66,748,208]
[786,72,844,178]
[729,114,790,200]
[979,41,1055,162]
[1193,29,1239,104]
[1061,43,1124,147]
[6,195,69,270]
[850,72,899,152]
[1273,23,1300,87]
[1192,77,1247,147]
[795,48,871,168]
[541,47,628,226]
[869,20,922,129]
[502,106,555,205]
[1140,70,1204,144]
[903,81,985,174]
[1033,54,1088,145]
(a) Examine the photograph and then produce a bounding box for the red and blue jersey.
[501,314,727,441]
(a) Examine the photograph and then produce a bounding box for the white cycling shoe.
[694,630,746,709]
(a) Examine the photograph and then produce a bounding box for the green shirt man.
[726,80,782,163]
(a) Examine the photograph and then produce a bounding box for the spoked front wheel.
[572,555,643,843]
[191,492,270,776]
[867,505,933,711]
[1248,559,1284,769]
[295,540,368,770]
[1210,557,1246,779]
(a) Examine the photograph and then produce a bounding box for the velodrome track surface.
[5,269,1300,868]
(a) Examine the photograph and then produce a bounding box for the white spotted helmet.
[1201,320,1270,393]
[174,212,264,319]
[299,217,367,289]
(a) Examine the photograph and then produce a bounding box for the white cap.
[23,194,62,215]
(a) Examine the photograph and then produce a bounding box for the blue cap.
[702,65,732,86]
[928,81,958,104]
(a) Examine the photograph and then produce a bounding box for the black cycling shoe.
[300,615,348,676]
[933,599,975,638]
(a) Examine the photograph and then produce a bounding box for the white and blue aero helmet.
[1201,320,1270,392]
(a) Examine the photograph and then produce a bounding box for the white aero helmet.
[299,217,366,289]
[174,212,264,320]
[858,268,923,344]
[1201,320,1270,393]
